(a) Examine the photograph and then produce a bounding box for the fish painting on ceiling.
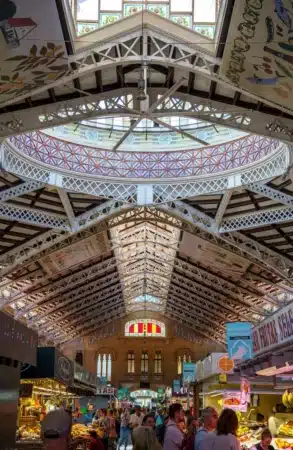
[220,0,293,110]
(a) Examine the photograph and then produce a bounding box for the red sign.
[253,303,293,355]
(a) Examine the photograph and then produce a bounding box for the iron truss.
[2,15,293,117]
[2,88,293,144]
[0,174,293,341]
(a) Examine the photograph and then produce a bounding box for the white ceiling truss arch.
[2,7,293,348]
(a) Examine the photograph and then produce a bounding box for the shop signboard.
[240,377,250,404]
[183,362,196,383]
[54,350,74,386]
[195,353,229,381]
[223,391,248,412]
[172,379,181,395]
[226,322,253,362]
[96,386,116,395]
[252,302,293,356]
[74,362,97,388]
[0,311,37,365]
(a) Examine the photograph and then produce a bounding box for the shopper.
[251,429,275,450]
[200,408,240,450]
[133,426,162,450]
[108,410,117,450]
[117,408,131,449]
[156,415,168,445]
[88,430,105,450]
[194,407,218,450]
[97,409,109,450]
[163,403,184,450]
[134,413,162,449]
[41,406,72,450]
[142,413,156,429]
[181,416,198,450]
[130,405,144,428]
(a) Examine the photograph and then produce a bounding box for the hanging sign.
[183,362,196,383]
[226,322,253,362]
[223,391,248,412]
[96,387,115,395]
[240,377,251,404]
[253,302,293,356]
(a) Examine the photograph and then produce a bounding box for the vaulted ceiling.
[1,0,293,349]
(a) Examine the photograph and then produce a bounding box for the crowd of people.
[85,404,275,450]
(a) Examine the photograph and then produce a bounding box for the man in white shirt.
[129,406,144,429]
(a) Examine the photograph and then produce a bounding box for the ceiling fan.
[112,70,210,151]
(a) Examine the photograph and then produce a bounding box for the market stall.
[17,347,94,448]
[0,311,38,450]
[236,303,293,449]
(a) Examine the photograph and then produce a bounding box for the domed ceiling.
[0,0,293,349]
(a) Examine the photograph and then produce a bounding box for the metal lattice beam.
[2,87,293,143]
[25,272,122,323]
[0,181,46,201]
[0,202,70,230]
[220,206,293,233]
[160,201,293,282]
[248,183,293,208]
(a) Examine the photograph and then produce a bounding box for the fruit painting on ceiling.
[220,0,293,110]
[0,0,69,105]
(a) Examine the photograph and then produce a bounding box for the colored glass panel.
[125,320,166,337]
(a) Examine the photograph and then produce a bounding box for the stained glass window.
[71,0,221,39]
[125,319,165,337]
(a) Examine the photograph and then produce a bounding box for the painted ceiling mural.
[0,0,69,105]
[221,0,293,110]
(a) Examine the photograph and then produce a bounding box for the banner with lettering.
[221,0,293,111]
[253,302,293,355]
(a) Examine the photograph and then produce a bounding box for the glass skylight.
[135,294,161,303]
[70,0,221,39]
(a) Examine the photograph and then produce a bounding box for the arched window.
[154,351,162,374]
[141,351,148,373]
[125,320,165,337]
[177,353,192,375]
[127,351,135,374]
[97,353,112,381]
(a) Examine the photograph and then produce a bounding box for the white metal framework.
[1,6,293,346]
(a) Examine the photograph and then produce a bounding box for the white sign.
[195,353,227,381]
[252,302,293,356]
[96,387,115,395]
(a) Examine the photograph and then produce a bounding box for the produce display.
[282,391,293,409]
[18,424,41,440]
[275,438,293,449]
[278,421,293,437]
[71,424,91,438]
